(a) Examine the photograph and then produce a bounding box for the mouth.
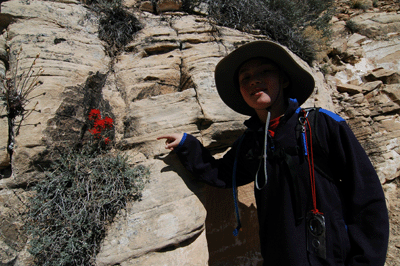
[250,88,267,96]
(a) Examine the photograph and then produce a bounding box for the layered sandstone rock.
[0,0,399,265]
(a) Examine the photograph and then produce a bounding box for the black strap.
[232,133,247,236]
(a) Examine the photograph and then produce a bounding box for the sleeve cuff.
[175,133,187,152]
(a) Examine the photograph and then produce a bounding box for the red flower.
[88,110,113,145]
[94,119,106,130]
[88,109,101,121]
[88,127,101,136]
[104,117,113,129]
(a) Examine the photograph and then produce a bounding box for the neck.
[255,100,287,123]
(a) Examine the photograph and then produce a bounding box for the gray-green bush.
[27,146,149,265]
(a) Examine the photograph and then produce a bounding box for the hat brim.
[215,40,315,116]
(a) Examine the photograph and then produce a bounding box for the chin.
[253,104,272,110]
[255,100,273,108]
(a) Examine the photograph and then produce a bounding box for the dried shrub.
[302,26,330,61]
[0,48,44,156]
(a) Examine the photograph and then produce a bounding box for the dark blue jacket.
[175,99,389,265]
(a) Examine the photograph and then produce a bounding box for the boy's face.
[238,58,289,113]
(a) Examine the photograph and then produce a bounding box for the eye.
[239,74,250,83]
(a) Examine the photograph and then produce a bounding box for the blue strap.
[301,132,308,156]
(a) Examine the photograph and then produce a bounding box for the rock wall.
[0,0,399,265]
[325,2,400,264]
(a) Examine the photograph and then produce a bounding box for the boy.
[157,41,389,265]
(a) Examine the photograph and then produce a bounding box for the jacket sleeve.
[319,112,389,266]
[174,133,255,188]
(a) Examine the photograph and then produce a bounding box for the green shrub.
[345,20,360,33]
[350,0,371,10]
[86,0,142,57]
[27,145,149,265]
[181,0,334,64]
[98,6,142,57]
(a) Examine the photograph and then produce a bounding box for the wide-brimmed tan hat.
[215,40,315,116]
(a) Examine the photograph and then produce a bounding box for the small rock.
[348,79,360,85]
[330,38,348,55]
[347,33,368,46]
[364,68,400,84]
[362,80,383,92]
[158,0,181,12]
[337,83,364,95]
[140,1,154,12]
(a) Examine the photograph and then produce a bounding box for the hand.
[157,133,184,150]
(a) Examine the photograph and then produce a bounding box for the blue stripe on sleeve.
[175,133,187,152]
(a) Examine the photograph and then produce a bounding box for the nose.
[249,74,262,86]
